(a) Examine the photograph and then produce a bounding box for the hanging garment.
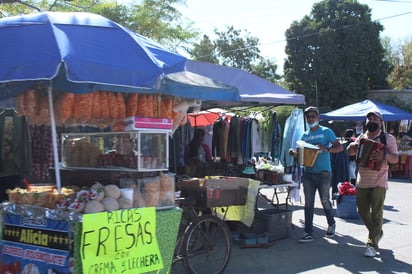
[0,109,32,176]
[227,115,244,165]
[271,112,282,161]
[250,118,262,159]
[281,108,305,168]
[331,142,350,195]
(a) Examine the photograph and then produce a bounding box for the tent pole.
[47,85,62,194]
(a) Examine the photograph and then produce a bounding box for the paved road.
[172,178,412,274]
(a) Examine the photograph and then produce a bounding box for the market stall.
[320,100,412,179]
[0,12,241,274]
[174,62,307,244]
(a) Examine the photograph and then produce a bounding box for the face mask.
[309,121,319,128]
[366,122,379,132]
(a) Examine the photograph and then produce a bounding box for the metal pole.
[48,86,61,194]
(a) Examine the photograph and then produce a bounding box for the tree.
[384,37,412,90]
[190,26,281,83]
[284,0,390,111]
[0,0,100,15]
[188,35,219,64]
[119,0,198,50]
[0,0,198,50]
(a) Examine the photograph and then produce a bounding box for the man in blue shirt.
[290,106,343,242]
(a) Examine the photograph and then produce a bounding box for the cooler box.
[251,208,293,241]
[336,195,359,219]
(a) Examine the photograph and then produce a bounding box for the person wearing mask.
[343,129,357,184]
[184,128,212,177]
[289,106,343,242]
[347,111,398,257]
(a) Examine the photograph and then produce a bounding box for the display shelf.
[61,130,170,172]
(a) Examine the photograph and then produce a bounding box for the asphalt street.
[172,178,412,274]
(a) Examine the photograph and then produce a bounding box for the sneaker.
[364,245,377,257]
[298,234,314,243]
[325,223,336,238]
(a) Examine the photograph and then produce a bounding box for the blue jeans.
[302,171,335,235]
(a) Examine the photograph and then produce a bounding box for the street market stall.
[174,62,307,245]
[0,12,241,274]
[320,100,412,179]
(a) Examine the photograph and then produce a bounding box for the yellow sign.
[81,207,163,273]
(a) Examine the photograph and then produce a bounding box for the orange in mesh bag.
[73,94,92,122]
[126,93,139,117]
[99,91,110,119]
[153,94,160,117]
[116,92,126,120]
[108,92,119,120]
[58,92,75,123]
[136,94,151,117]
[91,91,101,119]
[161,96,173,119]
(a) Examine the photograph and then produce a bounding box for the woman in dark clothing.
[344,129,357,184]
[184,128,212,177]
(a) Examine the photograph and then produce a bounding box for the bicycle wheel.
[181,214,232,274]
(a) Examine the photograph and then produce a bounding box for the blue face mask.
[309,121,319,128]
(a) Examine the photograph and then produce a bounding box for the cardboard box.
[251,209,292,241]
[125,116,173,131]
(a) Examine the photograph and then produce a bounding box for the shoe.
[364,245,377,257]
[298,234,314,243]
[325,223,336,238]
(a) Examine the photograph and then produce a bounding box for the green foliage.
[284,0,390,112]
[251,57,281,82]
[0,0,198,50]
[190,26,281,84]
[385,37,412,90]
[188,35,219,64]
[214,26,261,72]
[0,0,100,14]
[381,95,412,114]
[125,0,198,50]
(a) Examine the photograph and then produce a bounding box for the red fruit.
[14,261,21,273]
[0,262,8,273]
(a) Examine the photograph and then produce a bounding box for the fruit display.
[7,186,77,209]
[5,181,170,213]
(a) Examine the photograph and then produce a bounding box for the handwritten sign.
[81,207,163,274]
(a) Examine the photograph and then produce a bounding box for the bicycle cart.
[173,177,249,274]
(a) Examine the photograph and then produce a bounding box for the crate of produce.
[178,177,249,208]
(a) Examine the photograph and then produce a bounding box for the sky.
[179,0,412,74]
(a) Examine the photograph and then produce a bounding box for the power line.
[190,4,412,62]
[261,10,412,47]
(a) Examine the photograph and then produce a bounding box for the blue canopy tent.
[0,12,240,102]
[0,12,187,98]
[185,60,305,108]
[0,12,240,191]
[319,100,412,121]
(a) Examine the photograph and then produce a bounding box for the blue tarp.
[185,60,305,107]
[0,12,240,102]
[162,71,239,102]
[0,11,185,97]
[320,100,412,121]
